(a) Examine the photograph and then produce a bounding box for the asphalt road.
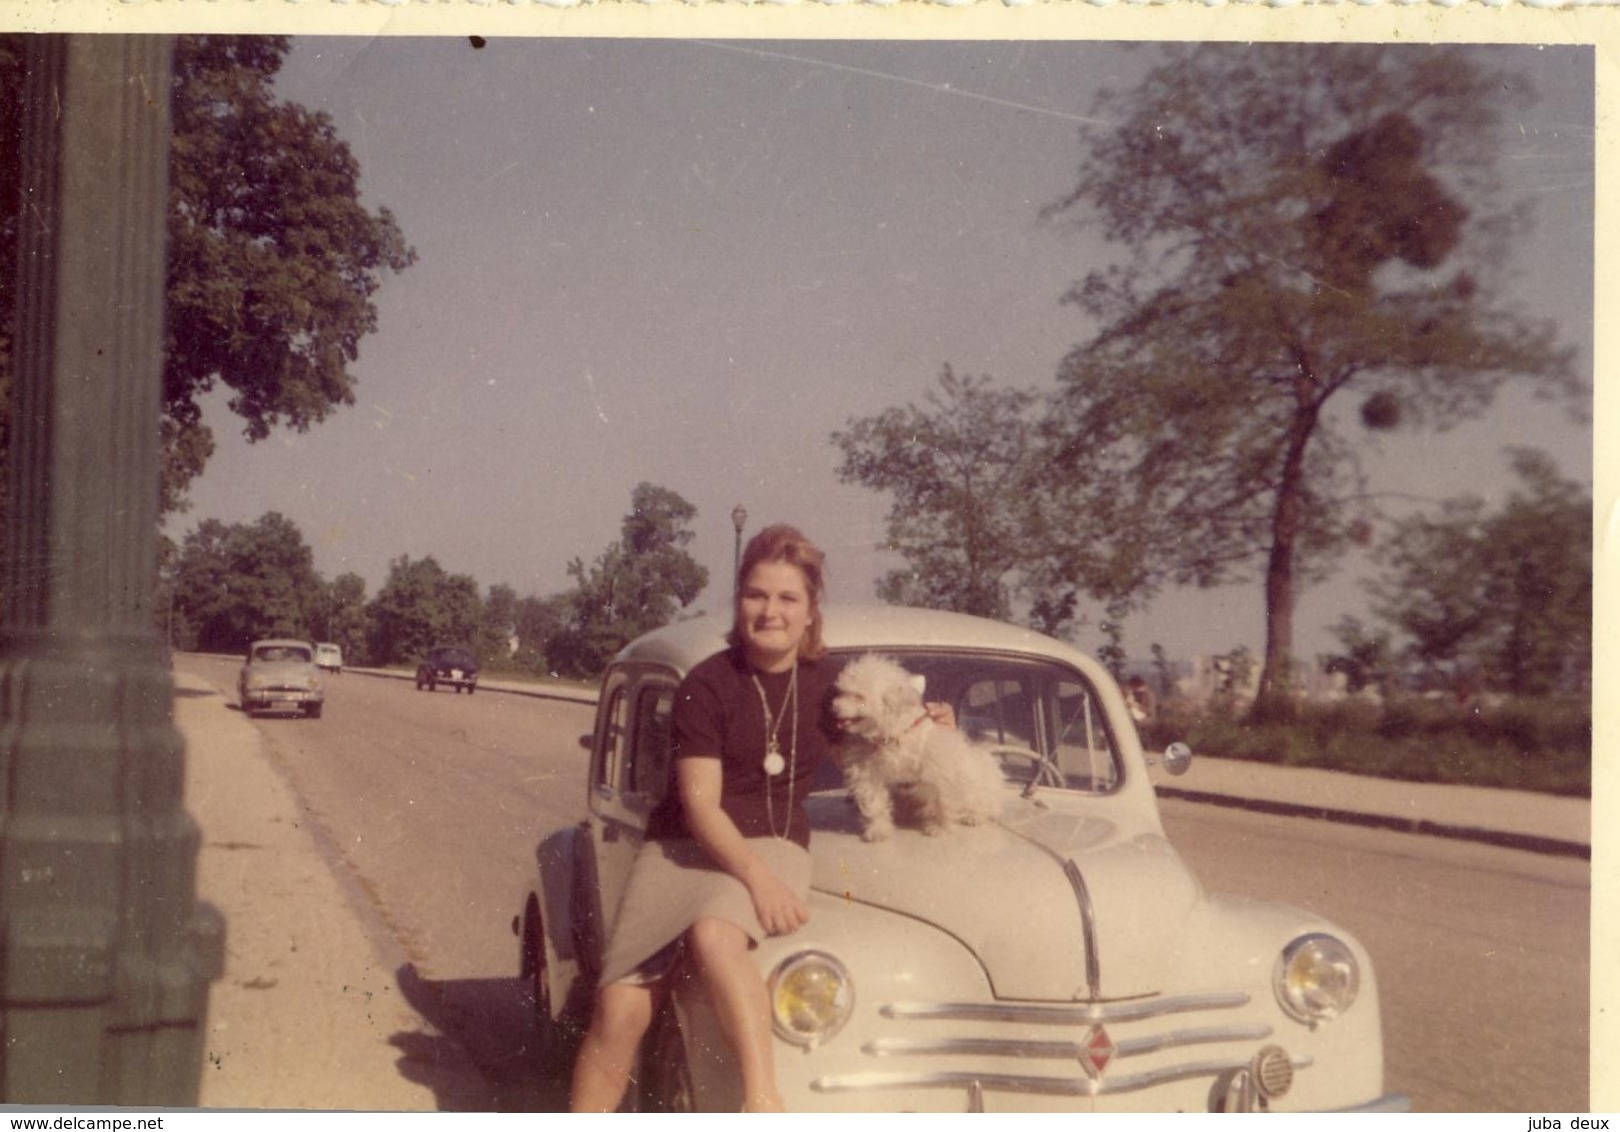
[183,654,1590,1113]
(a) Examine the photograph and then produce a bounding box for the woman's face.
[736,560,813,671]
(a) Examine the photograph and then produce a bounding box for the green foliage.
[1322,615,1397,697]
[479,583,519,662]
[172,512,321,652]
[1038,44,1581,715]
[832,367,1048,624]
[1369,449,1590,695]
[365,556,481,666]
[0,34,415,526]
[1095,599,1130,682]
[315,572,368,664]
[1150,694,1590,796]
[544,484,709,679]
[161,36,415,514]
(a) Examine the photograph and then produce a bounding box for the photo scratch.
[584,371,610,424]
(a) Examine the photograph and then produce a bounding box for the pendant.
[763,750,786,777]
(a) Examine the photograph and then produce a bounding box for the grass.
[1141,694,1592,798]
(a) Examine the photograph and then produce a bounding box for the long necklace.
[751,664,799,840]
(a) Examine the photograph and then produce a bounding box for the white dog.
[830,653,1007,841]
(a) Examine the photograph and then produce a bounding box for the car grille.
[809,992,1309,1104]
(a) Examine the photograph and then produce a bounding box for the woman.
[569,524,837,1113]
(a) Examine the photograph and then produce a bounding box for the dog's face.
[831,654,927,745]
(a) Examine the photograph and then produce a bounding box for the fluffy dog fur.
[831,653,1007,841]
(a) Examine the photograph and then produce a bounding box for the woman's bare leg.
[686,917,783,1112]
[569,981,660,1112]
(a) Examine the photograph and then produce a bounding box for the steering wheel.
[984,745,1066,789]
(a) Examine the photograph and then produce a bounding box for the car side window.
[593,677,632,794]
[1051,679,1121,792]
[625,683,676,804]
[959,676,1038,751]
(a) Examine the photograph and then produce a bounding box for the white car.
[237,639,325,719]
[314,642,344,674]
[515,607,1405,1113]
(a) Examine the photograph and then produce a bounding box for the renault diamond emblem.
[1080,1025,1115,1079]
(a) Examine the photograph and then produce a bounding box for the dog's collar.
[882,712,930,747]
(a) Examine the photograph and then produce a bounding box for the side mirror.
[579,733,594,752]
[1158,741,1193,776]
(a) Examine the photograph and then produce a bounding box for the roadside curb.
[1153,783,1591,861]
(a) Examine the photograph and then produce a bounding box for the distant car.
[416,645,478,694]
[238,639,325,719]
[314,642,344,674]
[515,607,1404,1113]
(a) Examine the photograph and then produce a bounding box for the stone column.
[0,35,222,1104]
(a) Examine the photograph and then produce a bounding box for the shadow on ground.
[391,963,574,1111]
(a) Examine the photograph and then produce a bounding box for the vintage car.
[314,642,344,674]
[237,639,325,719]
[514,607,1405,1113]
[416,645,479,694]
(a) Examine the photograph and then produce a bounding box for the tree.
[172,512,320,652]
[1038,44,1581,718]
[0,35,416,525]
[1369,449,1590,695]
[832,367,1046,623]
[480,583,519,661]
[1322,615,1397,697]
[365,556,481,666]
[545,484,709,679]
[315,572,369,663]
[513,593,567,675]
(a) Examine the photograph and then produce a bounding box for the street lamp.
[731,504,748,593]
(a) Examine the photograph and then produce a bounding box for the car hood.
[806,791,1203,1000]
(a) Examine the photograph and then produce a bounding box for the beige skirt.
[597,836,812,988]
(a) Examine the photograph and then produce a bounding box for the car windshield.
[830,649,1123,795]
[437,649,474,665]
[254,645,311,664]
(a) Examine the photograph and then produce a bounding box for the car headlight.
[1273,932,1359,1024]
[246,674,269,690]
[769,950,853,1048]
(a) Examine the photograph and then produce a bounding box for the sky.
[174,37,1596,664]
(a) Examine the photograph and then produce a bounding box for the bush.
[1148,694,1590,797]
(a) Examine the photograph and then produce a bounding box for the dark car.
[415,645,479,694]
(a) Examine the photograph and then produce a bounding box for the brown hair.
[726,524,828,660]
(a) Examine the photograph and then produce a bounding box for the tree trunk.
[1251,402,1319,723]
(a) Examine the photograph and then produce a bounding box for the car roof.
[250,638,314,649]
[613,605,1112,683]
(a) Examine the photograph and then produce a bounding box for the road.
[181,655,1590,1113]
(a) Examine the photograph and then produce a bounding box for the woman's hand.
[748,870,810,937]
[677,756,809,936]
[925,700,958,730]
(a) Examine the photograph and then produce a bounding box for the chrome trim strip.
[864,1023,1272,1062]
[812,1055,1313,1098]
[881,991,1250,1026]
[1062,858,1102,999]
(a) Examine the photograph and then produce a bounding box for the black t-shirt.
[646,648,839,849]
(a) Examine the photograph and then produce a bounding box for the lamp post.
[731,504,748,594]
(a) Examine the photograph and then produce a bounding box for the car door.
[578,667,679,970]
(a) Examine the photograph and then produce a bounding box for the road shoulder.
[178,667,439,1111]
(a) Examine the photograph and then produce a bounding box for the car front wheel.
[523,903,565,1068]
